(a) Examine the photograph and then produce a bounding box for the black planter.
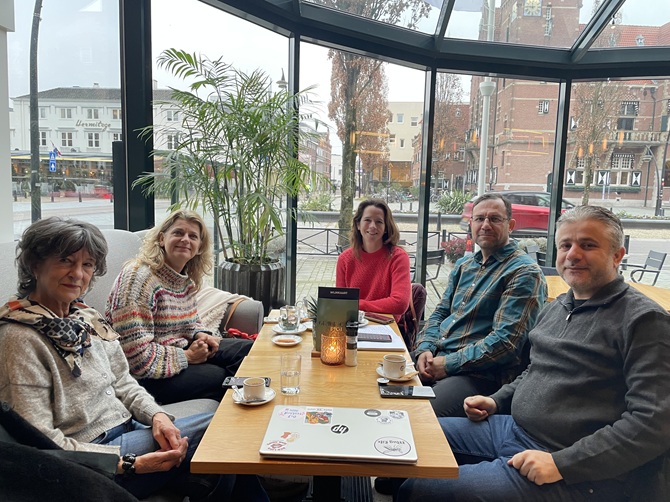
[218,260,285,315]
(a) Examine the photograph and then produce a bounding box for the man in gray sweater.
[398,205,670,501]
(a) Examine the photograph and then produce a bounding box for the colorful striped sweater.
[105,262,212,380]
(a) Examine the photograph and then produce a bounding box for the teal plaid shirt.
[415,242,547,385]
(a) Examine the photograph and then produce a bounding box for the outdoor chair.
[627,250,667,286]
[425,249,446,297]
[524,243,540,263]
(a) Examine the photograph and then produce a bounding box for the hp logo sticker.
[330,424,349,434]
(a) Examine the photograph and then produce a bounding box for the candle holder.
[320,328,346,365]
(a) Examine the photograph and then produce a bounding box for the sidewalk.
[295,250,670,321]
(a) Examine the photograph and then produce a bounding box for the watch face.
[524,0,541,16]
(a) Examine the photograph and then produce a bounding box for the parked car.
[460,191,575,236]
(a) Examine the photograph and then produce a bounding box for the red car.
[460,191,575,237]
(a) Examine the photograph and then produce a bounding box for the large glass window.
[150,0,290,286]
[8,0,120,238]
[567,78,670,211]
[295,42,426,305]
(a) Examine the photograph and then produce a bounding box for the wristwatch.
[121,453,136,475]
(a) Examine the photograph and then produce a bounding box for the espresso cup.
[381,354,407,379]
[358,310,366,323]
[243,377,266,401]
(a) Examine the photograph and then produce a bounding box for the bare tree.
[568,81,626,205]
[319,0,430,244]
[432,73,467,191]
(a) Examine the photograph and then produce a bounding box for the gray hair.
[472,193,513,220]
[16,217,108,297]
[556,205,624,252]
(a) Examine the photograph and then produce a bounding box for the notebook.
[259,405,418,464]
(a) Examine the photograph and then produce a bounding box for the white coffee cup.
[243,377,266,401]
[381,354,407,379]
[358,310,366,323]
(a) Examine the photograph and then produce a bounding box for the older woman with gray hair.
[0,217,267,501]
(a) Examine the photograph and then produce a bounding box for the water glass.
[280,353,301,395]
[279,305,299,331]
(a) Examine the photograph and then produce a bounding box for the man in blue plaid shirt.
[415,193,547,417]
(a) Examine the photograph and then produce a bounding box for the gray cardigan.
[492,276,670,484]
[0,323,167,455]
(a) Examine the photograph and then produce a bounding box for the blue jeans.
[396,415,627,502]
[94,412,268,501]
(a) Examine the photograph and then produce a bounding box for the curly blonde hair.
[136,210,213,290]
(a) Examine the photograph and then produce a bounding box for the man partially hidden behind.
[399,205,670,501]
[415,193,547,417]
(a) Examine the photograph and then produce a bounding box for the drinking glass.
[280,353,301,395]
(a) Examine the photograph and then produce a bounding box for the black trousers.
[139,338,253,405]
[429,375,500,418]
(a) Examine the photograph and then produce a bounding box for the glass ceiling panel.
[301,0,437,34]
[591,0,670,49]
[443,0,602,50]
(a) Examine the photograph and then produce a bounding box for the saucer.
[271,334,302,347]
[376,365,418,382]
[272,323,307,335]
[232,387,276,406]
[356,318,369,327]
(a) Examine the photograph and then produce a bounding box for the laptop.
[259,405,418,464]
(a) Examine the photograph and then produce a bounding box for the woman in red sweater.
[336,199,411,320]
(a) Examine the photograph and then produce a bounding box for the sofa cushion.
[83,229,142,313]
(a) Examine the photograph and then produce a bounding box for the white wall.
[0,0,15,243]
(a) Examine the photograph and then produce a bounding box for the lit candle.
[321,328,346,365]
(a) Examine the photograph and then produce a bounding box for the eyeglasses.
[471,215,508,225]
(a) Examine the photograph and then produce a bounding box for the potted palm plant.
[136,49,320,313]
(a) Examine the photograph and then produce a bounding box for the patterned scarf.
[0,297,118,377]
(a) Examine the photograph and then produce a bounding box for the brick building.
[466,0,670,206]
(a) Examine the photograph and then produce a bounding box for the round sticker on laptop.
[364,409,381,417]
[265,440,287,451]
[374,437,412,457]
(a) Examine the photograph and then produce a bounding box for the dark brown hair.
[349,199,400,259]
[16,217,108,297]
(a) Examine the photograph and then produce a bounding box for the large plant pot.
[219,260,285,315]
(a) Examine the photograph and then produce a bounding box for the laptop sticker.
[374,437,412,457]
[278,407,304,420]
[305,408,333,425]
[280,431,300,442]
[265,440,287,451]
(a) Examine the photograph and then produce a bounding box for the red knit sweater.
[336,245,411,318]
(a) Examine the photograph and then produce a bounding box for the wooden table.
[545,275,670,310]
[191,317,458,500]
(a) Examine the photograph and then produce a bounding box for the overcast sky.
[7,0,670,154]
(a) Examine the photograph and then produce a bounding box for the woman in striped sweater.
[106,210,252,404]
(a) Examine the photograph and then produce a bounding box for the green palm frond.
[134,48,326,264]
